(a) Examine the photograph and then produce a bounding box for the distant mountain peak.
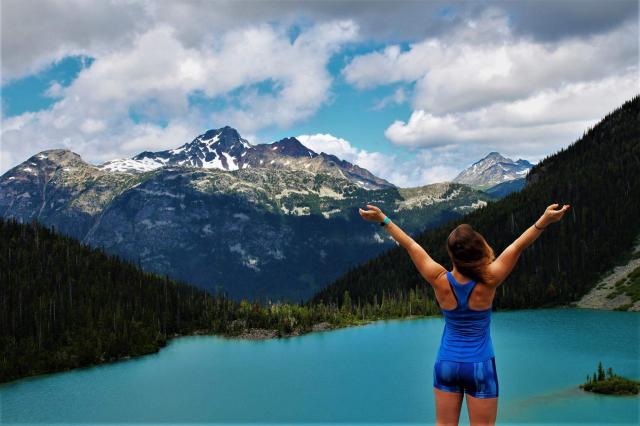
[194,126,252,150]
[269,137,318,158]
[453,151,533,190]
[479,151,510,163]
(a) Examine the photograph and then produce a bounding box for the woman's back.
[437,271,495,362]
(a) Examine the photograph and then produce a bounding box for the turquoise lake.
[1,308,638,425]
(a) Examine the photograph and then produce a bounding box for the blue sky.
[1,0,638,186]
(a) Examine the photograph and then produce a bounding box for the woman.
[358,203,570,426]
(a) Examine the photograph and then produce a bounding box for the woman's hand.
[539,203,571,227]
[358,204,386,223]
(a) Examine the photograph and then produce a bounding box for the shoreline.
[2,306,635,386]
[219,314,442,341]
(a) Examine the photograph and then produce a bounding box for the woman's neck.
[451,268,472,284]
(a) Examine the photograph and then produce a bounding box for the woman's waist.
[437,336,495,361]
[442,330,492,343]
[443,322,491,336]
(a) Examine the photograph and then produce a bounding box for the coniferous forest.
[0,217,439,383]
[311,96,640,310]
[0,217,221,382]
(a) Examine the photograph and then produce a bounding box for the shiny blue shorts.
[433,356,499,398]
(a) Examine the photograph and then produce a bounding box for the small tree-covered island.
[580,362,640,396]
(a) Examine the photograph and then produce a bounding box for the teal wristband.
[380,216,391,226]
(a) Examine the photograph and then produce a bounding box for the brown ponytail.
[446,224,495,284]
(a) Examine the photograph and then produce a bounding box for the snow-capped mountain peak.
[453,151,533,190]
[194,126,252,151]
[99,126,253,173]
[96,126,396,189]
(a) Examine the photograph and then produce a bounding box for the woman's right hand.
[539,203,571,226]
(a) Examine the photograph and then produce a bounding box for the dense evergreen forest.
[311,96,640,310]
[0,217,218,382]
[0,218,443,383]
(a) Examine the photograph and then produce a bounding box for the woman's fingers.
[548,204,570,221]
[358,207,376,221]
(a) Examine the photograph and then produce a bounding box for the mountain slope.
[574,234,640,311]
[1,149,494,301]
[453,151,533,190]
[311,96,640,310]
[484,177,526,197]
[0,217,223,383]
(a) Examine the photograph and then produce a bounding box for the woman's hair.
[446,224,495,284]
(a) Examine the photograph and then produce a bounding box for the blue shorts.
[433,356,499,398]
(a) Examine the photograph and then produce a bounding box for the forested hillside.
[0,218,340,383]
[0,218,224,383]
[311,96,640,310]
[2,215,446,384]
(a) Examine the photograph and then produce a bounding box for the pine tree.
[341,290,352,314]
[597,361,605,381]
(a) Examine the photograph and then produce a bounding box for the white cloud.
[344,11,637,114]
[341,9,638,156]
[372,87,407,111]
[1,0,151,82]
[80,119,107,134]
[0,20,357,174]
[385,72,638,155]
[3,0,636,82]
[296,133,462,187]
[210,20,358,132]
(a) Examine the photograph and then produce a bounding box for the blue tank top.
[437,271,495,362]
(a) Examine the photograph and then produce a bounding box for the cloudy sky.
[1,0,638,186]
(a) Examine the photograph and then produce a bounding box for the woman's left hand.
[358,204,386,223]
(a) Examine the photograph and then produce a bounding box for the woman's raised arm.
[358,204,446,286]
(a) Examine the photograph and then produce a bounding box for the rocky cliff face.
[1,129,495,302]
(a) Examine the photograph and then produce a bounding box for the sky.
[1,0,638,187]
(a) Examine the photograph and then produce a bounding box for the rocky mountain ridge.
[99,126,395,190]
[1,143,495,301]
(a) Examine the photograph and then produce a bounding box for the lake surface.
[1,308,638,425]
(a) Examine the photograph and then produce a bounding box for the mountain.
[452,151,533,191]
[99,126,396,190]
[0,217,367,383]
[0,136,495,302]
[483,178,526,197]
[311,96,640,312]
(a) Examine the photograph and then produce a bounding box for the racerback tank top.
[437,271,495,362]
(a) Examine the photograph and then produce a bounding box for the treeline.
[0,218,443,383]
[312,96,640,310]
